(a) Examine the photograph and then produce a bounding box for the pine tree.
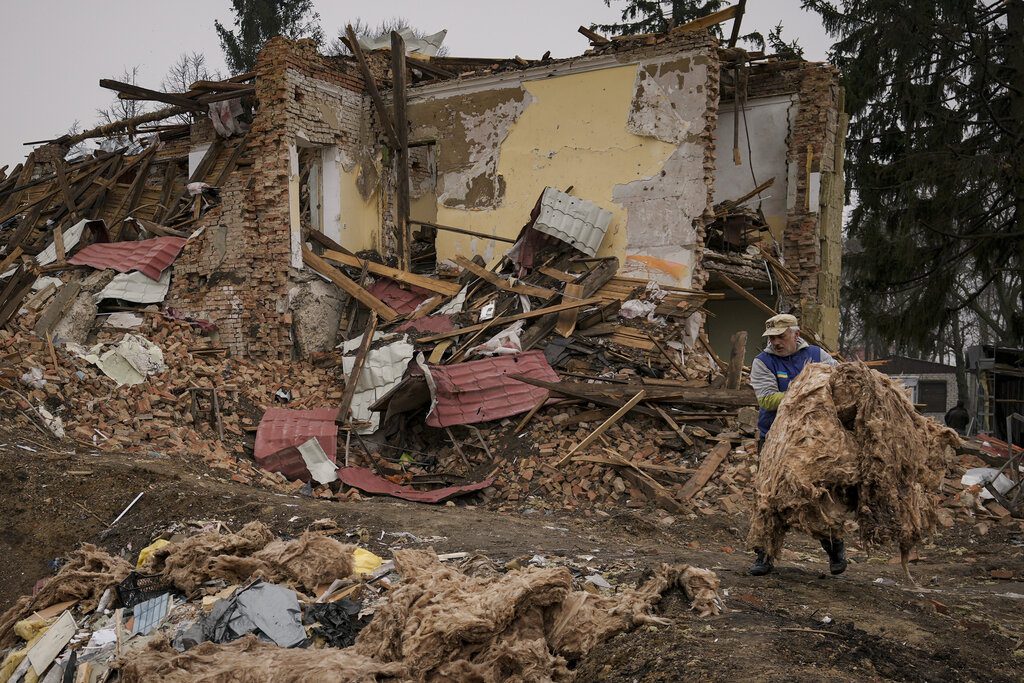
[215,0,324,74]
[804,0,1024,349]
[593,0,769,49]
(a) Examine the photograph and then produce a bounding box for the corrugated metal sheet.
[254,407,338,481]
[94,270,171,303]
[367,278,431,315]
[68,236,187,280]
[424,350,560,427]
[532,187,612,257]
[338,466,493,503]
[394,315,456,335]
[342,335,415,434]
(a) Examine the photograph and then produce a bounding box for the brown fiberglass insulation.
[119,548,722,682]
[747,362,960,561]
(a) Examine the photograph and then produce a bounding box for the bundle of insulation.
[139,521,356,595]
[118,548,722,682]
[747,362,960,563]
[0,545,131,647]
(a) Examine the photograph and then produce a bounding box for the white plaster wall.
[712,95,795,234]
[320,146,343,245]
[188,142,212,178]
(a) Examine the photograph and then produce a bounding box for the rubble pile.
[0,523,722,682]
[0,311,345,492]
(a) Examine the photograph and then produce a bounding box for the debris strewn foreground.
[0,523,721,682]
[747,363,962,562]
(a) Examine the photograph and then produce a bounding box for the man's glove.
[757,392,785,411]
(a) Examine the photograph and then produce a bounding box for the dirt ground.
[1,425,1022,682]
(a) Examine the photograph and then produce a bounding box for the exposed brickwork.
[167,38,367,358]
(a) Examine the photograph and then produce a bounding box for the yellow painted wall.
[418,65,693,279]
[337,165,382,253]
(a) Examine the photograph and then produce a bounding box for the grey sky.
[0,1,832,168]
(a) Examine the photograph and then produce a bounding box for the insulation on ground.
[118,548,722,682]
[139,521,355,595]
[747,362,960,559]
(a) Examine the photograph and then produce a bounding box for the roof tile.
[424,350,559,427]
[68,236,187,280]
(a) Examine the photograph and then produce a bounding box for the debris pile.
[0,523,722,682]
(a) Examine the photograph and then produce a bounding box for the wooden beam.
[675,5,740,33]
[718,272,775,316]
[511,375,756,408]
[0,152,35,217]
[391,30,412,272]
[302,246,398,321]
[522,257,619,350]
[554,283,583,337]
[304,227,355,257]
[52,158,80,224]
[322,249,461,296]
[33,280,81,337]
[648,333,687,376]
[726,331,748,389]
[0,246,24,274]
[0,267,37,328]
[110,143,158,224]
[416,297,603,342]
[336,313,378,423]
[678,442,731,501]
[454,255,558,299]
[727,0,747,47]
[557,390,646,466]
[409,219,517,244]
[100,78,205,111]
[510,374,659,417]
[346,25,398,149]
[652,405,695,447]
[578,26,610,44]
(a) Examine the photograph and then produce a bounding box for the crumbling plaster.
[406,45,718,288]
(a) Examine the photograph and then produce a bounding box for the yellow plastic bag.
[136,539,171,569]
[352,547,384,576]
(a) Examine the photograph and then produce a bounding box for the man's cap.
[763,313,799,337]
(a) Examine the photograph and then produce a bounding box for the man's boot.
[820,538,848,575]
[749,549,773,576]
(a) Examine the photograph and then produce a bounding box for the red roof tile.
[425,350,560,427]
[68,236,187,280]
[393,315,456,335]
[338,466,493,503]
[254,407,338,482]
[367,278,431,315]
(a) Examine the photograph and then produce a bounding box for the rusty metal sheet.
[338,467,493,503]
[254,407,338,482]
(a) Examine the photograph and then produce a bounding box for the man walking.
[748,314,842,577]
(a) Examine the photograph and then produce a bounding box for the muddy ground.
[1,425,1022,682]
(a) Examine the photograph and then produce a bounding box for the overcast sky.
[0,1,832,167]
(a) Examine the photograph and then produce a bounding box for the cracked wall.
[406,35,718,288]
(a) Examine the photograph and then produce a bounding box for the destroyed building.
[0,24,844,362]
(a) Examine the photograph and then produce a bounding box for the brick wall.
[168,38,367,358]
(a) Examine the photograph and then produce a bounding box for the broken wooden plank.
[726,330,748,389]
[601,449,687,513]
[302,247,399,322]
[454,255,558,299]
[416,297,603,342]
[346,24,398,148]
[0,267,37,328]
[522,257,619,350]
[557,390,646,466]
[392,30,412,272]
[337,313,378,423]
[100,78,206,111]
[33,280,81,337]
[572,454,694,474]
[322,249,461,296]
[678,441,731,501]
[555,283,584,337]
[52,157,80,225]
[578,25,611,44]
[648,333,687,376]
[409,219,517,244]
[510,374,659,417]
[652,404,695,447]
[511,375,755,408]
[675,5,739,32]
[513,394,548,435]
[538,266,578,283]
